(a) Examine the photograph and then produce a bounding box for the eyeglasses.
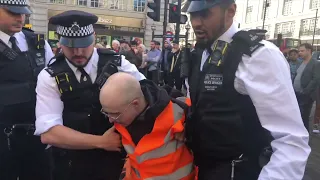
[100,101,134,121]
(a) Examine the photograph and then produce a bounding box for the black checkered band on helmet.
[56,24,94,38]
[0,0,27,5]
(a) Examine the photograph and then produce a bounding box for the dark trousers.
[0,132,52,180]
[314,90,320,125]
[147,70,158,84]
[296,92,314,132]
[168,71,183,91]
[198,161,260,180]
[53,154,124,180]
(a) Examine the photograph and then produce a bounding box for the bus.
[267,38,301,55]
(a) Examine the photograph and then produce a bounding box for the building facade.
[27,0,196,48]
[236,0,320,48]
[29,0,152,46]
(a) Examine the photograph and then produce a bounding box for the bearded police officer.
[0,1,54,180]
[183,0,311,180]
[34,10,145,180]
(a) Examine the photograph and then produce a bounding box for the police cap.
[186,0,235,13]
[49,10,98,48]
[172,39,179,44]
[0,0,31,15]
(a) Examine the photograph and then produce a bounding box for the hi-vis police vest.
[115,97,195,180]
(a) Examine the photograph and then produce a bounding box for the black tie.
[9,36,20,52]
[78,68,92,85]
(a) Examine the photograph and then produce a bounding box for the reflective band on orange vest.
[123,100,185,156]
[132,166,141,178]
[124,140,184,164]
[144,163,193,180]
[117,96,194,180]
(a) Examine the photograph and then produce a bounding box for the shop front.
[47,10,145,47]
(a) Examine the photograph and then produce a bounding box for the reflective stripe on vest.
[117,97,194,180]
[144,163,193,180]
[123,101,185,156]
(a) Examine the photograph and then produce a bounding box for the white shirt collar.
[0,31,21,47]
[65,48,98,74]
[217,21,239,43]
[204,21,239,54]
[0,30,11,46]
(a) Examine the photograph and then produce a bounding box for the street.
[303,104,320,180]
[304,134,320,180]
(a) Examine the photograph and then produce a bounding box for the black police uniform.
[0,1,52,180]
[46,11,125,180]
[185,1,273,180]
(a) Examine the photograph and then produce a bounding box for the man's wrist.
[91,135,103,149]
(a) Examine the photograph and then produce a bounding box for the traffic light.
[147,0,161,22]
[169,4,179,23]
[169,3,188,24]
[277,34,282,47]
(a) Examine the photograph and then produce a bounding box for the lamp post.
[185,23,191,47]
[312,8,318,47]
[262,0,269,30]
[151,24,156,40]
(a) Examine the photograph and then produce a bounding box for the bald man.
[99,72,196,180]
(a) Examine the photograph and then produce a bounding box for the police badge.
[71,22,80,32]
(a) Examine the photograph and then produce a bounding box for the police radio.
[35,34,45,49]
[0,39,18,61]
[95,63,118,89]
[209,40,229,66]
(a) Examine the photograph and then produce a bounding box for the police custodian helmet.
[186,0,235,13]
[49,10,98,48]
[0,0,31,14]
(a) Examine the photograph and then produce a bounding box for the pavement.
[303,103,320,180]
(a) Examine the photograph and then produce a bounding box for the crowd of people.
[0,0,316,179]
[286,45,320,134]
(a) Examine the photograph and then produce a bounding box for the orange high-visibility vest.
[115,97,195,180]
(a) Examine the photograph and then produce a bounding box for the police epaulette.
[22,27,34,32]
[232,30,264,56]
[47,53,64,67]
[97,48,118,55]
[45,66,55,76]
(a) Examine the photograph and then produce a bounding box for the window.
[91,0,99,7]
[109,0,125,10]
[128,0,146,12]
[310,0,320,9]
[261,0,271,20]
[78,0,87,6]
[134,0,145,12]
[50,0,65,4]
[301,19,309,32]
[283,0,292,15]
[245,6,253,23]
[275,21,295,37]
[275,24,281,34]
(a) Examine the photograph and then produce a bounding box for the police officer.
[184,0,311,179]
[0,1,54,179]
[34,10,145,180]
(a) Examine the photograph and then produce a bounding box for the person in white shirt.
[34,10,145,180]
[0,1,54,180]
[182,0,311,180]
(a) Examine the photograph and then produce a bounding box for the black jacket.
[300,58,320,100]
[167,49,183,73]
[126,79,171,144]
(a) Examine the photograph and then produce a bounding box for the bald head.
[100,72,143,108]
